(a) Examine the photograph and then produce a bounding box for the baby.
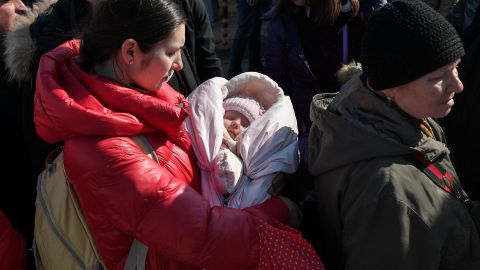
[215,96,265,196]
[185,72,299,208]
[222,96,265,151]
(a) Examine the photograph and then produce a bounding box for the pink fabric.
[255,217,325,270]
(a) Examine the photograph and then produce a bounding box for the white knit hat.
[223,96,265,124]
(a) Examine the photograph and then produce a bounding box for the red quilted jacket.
[0,211,26,270]
[34,40,323,270]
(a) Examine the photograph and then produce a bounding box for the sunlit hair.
[79,0,186,71]
[274,0,360,26]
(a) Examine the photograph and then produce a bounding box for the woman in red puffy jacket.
[34,0,322,269]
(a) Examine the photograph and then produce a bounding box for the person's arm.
[65,136,290,269]
[189,0,224,81]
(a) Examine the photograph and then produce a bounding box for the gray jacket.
[308,64,480,270]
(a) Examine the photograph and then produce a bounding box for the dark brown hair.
[79,0,186,70]
[274,0,360,26]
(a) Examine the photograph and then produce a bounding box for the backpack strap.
[123,135,159,270]
[131,135,160,163]
[124,240,148,270]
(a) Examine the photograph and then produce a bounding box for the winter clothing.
[227,0,272,77]
[263,2,381,251]
[361,0,389,19]
[3,0,58,82]
[223,96,265,124]
[33,39,319,269]
[308,64,480,270]
[0,60,35,254]
[167,0,224,93]
[0,0,56,246]
[265,7,365,135]
[362,0,465,91]
[0,211,27,270]
[264,1,383,172]
[185,72,300,209]
[4,0,81,187]
[421,0,458,16]
[0,47,35,244]
[448,0,480,32]
[447,0,480,33]
[214,145,244,194]
[180,0,224,84]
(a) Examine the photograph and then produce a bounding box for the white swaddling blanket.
[184,72,299,208]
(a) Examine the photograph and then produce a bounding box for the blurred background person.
[422,0,458,16]
[227,0,273,78]
[0,0,34,261]
[263,0,386,249]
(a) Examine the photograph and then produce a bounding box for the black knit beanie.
[361,0,465,90]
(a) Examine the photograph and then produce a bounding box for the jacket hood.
[309,65,449,175]
[223,71,285,109]
[35,39,189,143]
[4,0,58,82]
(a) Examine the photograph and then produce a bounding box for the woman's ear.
[120,38,138,66]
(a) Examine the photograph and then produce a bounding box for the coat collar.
[35,39,189,143]
[4,0,58,82]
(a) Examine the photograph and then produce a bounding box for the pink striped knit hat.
[223,96,265,124]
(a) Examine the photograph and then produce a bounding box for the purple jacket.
[264,1,386,137]
[264,1,386,167]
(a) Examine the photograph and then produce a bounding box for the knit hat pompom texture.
[361,0,465,90]
[223,96,265,124]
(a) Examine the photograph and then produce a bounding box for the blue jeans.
[228,0,270,77]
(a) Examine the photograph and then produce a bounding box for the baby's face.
[224,110,250,140]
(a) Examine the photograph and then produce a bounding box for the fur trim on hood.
[3,0,58,82]
[336,61,363,86]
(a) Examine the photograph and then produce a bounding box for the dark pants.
[228,0,270,77]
